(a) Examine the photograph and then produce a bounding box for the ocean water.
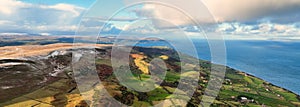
[135,39,300,95]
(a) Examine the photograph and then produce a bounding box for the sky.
[21,0,95,8]
[0,0,300,41]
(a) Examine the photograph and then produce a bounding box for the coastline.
[0,43,299,106]
[1,43,299,96]
[144,45,300,96]
[228,66,300,96]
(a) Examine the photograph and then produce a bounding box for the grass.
[0,79,82,107]
[219,70,300,107]
[95,59,111,65]
[132,101,151,107]
[219,89,295,106]
[226,73,244,80]
[148,87,171,101]
[165,71,180,82]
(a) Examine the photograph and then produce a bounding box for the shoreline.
[227,65,300,96]
[135,45,300,96]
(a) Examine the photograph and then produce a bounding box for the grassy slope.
[216,68,300,107]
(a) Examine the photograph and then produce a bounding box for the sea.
[135,39,300,95]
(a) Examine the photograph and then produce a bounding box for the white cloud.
[203,0,300,23]
[132,0,300,27]
[0,0,85,35]
[0,20,14,25]
[126,0,300,41]
[128,2,300,40]
[46,3,84,17]
[0,0,29,15]
[134,4,192,28]
[0,0,299,41]
[39,33,51,36]
[0,32,28,36]
[216,22,300,38]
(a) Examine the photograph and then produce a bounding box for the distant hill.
[0,35,114,47]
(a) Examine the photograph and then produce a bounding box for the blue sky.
[0,0,300,41]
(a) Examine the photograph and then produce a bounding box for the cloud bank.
[126,0,300,40]
[0,0,85,35]
[131,0,300,24]
[0,0,300,41]
[203,0,300,23]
